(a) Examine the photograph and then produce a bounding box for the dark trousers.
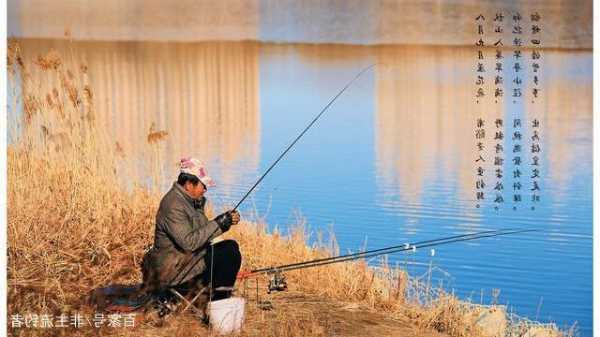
[197,239,242,300]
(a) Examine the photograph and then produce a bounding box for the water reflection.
[373,45,592,228]
[530,52,593,191]
[370,46,592,334]
[15,39,261,195]
[374,46,490,228]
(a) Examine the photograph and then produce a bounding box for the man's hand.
[214,210,240,232]
[230,210,240,225]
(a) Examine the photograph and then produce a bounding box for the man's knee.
[216,239,239,252]
[214,240,241,262]
[225,240,241,263]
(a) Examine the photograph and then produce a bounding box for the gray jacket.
[142,182,223,290]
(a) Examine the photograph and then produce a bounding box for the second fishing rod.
[243,228,537,277]
[249,227,522,273]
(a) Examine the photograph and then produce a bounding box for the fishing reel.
[266,269,287,293]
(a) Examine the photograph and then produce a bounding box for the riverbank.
[7,149,568,337]
[6,42,571,337]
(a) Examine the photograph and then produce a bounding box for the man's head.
[177,157,215,199]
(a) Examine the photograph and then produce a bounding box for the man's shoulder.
[159,185,185,210]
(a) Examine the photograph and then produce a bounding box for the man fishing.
[137,66,373,311]
[141,157,242,303]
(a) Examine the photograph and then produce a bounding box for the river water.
[12,39,593,335]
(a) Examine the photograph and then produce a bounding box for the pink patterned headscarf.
[179,157,216,188]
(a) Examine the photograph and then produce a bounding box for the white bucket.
[208,297,246,335]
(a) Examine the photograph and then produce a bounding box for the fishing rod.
[238,228,537,292]
[250,227,516,274]
[170,65,375,286]
[233,64,375,211]
[270,228,536,272]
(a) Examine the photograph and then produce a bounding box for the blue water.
[10,40,593,335]
[221,45,593,335]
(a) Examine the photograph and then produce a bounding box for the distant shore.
[8,0,593,49]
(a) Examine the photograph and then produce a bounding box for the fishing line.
[233,64,376,211]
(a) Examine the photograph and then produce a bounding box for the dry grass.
[6,41,569,337]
